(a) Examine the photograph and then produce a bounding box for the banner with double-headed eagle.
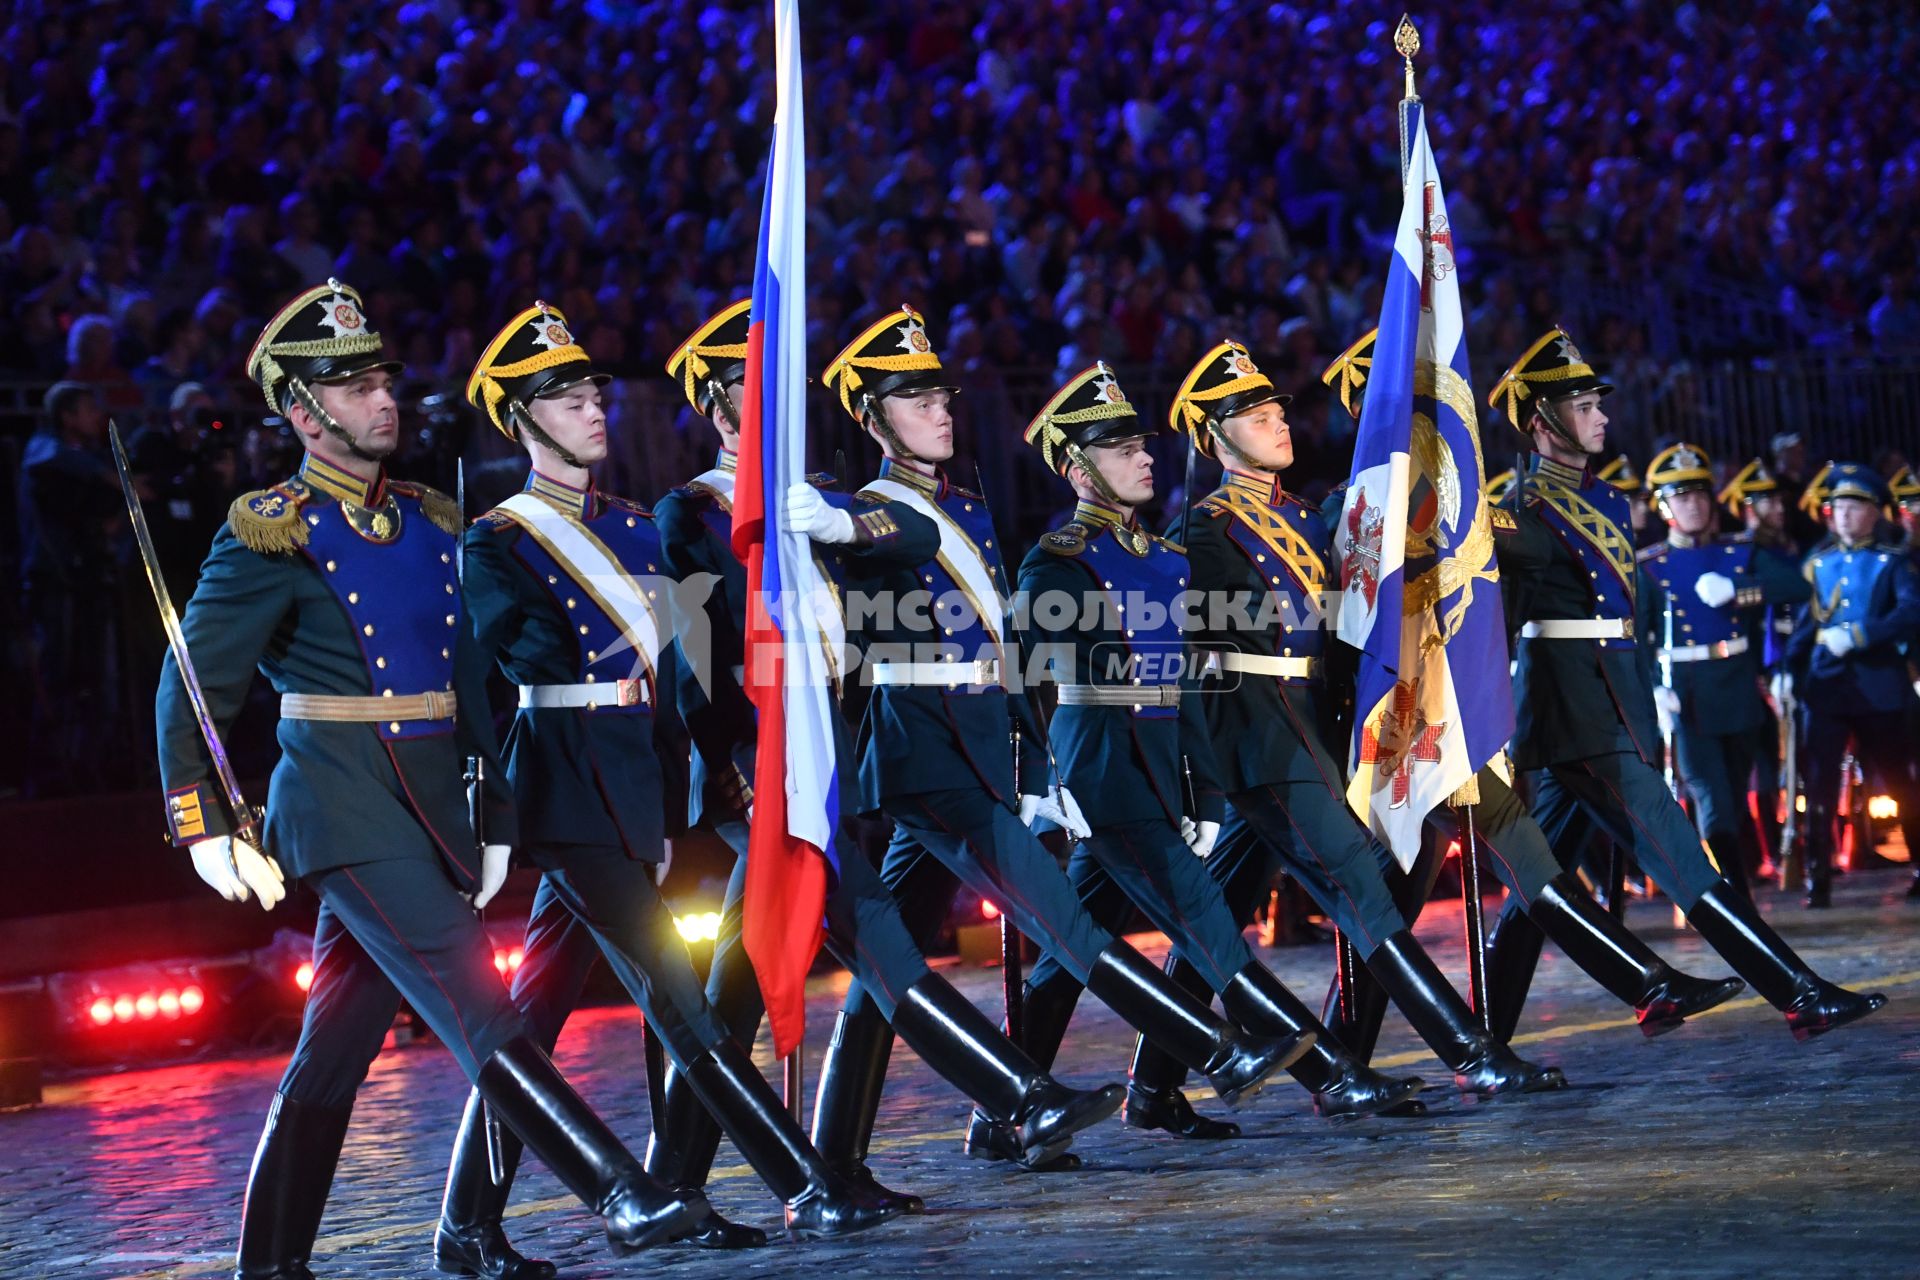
[1334,100,1513,868]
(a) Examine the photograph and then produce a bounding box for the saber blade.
[111,423,260,847]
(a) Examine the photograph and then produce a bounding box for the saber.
[111,423,264,850]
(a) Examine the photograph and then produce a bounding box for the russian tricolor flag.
[732,0,838,1057]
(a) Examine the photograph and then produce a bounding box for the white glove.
[1694,572,1736,608]
[655,838,674,887]
[1817,625,1856,657]
[1180,817,1221,858]
[1019,785,1092,840]
[1769,671,1793,706]
[1653,685,1680,735]
[470,843,511,910]
[783,482,856,544]
[189,834,286,910]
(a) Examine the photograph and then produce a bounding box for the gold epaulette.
[806,470,838,490]
[1040,521,1089,556]
[1635,542,1668,564]
[950,483,984,501]
[605,493,652,517]
[228,480,312,554]
[1150,532,1186,554]
[392,481,462,534]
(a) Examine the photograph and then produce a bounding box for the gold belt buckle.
[1618,618,1634,640]
[979,658,1000,685]
[423,689,455,720]
[615,678,645,707]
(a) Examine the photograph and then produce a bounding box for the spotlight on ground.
[1868,794,1899,821]
[673,911,723,945]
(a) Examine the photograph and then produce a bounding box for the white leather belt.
[1203,650,1321,680]
[869,658,1001,688]
[1520,618,1634,640]
[519,680,650,710]
[1661,636,1749,663]
[1057,684,1182,708]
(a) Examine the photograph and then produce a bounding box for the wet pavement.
[4,867,1916,1280]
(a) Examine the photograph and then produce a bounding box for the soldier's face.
[309,371,399,458]
[1219,401,1291,471]
[1829,496,1877,543]
[707,379,744,451]
[1550,394,1608,454]
[1662,488,1714,535]
[1077,437,1154,507]
[878,390,954,463]
[530,383,609,466]
[1748,493,1785,530]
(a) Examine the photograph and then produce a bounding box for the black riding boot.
[1526,873,1744,1037]
[641,1063,767,1249]
[945,972,1123,1170]
[1084,942,1312,1108]
[808,1006,923,1212]
[680,1039,902,1241]
[1365,932,1567,1096]
[234,1092,351,1280]
[434,1090,552,1279]
[475,1038,707,1256]
[1685,882,1886,1039]
[1221,962,1427,1121]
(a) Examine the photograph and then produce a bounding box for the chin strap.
[1063,440,1122,507]
[1530,396,1593,456]
[706,378,741,434]
[1203,415,1260,471]
[509,398,588,471]
[289,377,382,464]
[862,391,928,467]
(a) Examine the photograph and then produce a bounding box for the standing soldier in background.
[1784,464,1920,908]
[157,280,708,1280]
[1636,444,1807,898]
[1719,458,1802,877]
[1482,328,1883,1040]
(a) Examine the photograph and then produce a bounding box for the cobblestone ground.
[4,869,1917,1280]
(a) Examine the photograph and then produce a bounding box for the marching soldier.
[1144,333,1751,1113]
[1783,463,1920,907]
[1637,443,1809,897]
[807,307,1310,1181]
[965,361,1416,1147]
[1480,328,1883,1038]
[646,300,1124,1213]
[1597,454,1658,548]
[157,281,707,1280]
[431,303,904,1278]
[1893,466,1920,549]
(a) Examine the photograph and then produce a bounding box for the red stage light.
[981,900,1001,920]
[493,949,509,974]
[179,986,205,1015]
[135,994,158,1020]
[158,991,181,1018]
[508,948,524,971]
[112,996,134,1022]
[295,962,315,993]
[88,999,113,1026]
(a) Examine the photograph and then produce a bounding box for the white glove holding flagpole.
[1694,572,1736,608]
[1654,685,1681,735]
[783,481,856,544]
[190,834,286,910]
[1020,785,1091,840]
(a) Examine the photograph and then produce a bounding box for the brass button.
[382,689,393,697]
[389,721,401,733]
[445,614,456,626]
[441,647,450,659]
[348,591,359,603]
[567,598,578,609]
[440,553,450,564]
[627,517,637,527]
[363,624,375,636]
[326,559,338,572]
[548,575,558,584]
[376,657,387,669]
[579,624,590,635]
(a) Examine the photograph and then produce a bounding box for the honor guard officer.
[1597,454,1658,548]
[158,281,706,1280]
[433,303,904,1277]
[1482,328,1883,1038]
[1126,336,1565,1118]
[1165,331,1734,1098]
[1717,457,1804,873]
[1637,443,1809,897]
[1892,466,1920,549]
[961,361,1399,1149]
[651,301,1124,1211]
[1783,463,1920,907]
[809,307,1307,1180]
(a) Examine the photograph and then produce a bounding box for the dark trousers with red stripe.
[278,857,526,1108]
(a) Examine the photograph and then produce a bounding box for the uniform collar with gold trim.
[878,455,948,500]
[301,452,386,506]
[1665,528,1716,550]
[1072,497,1150,556]
[1531,455,1590,489]
[715,447,738,474]
[1220,467,1287,506]
[525,468,600,520]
